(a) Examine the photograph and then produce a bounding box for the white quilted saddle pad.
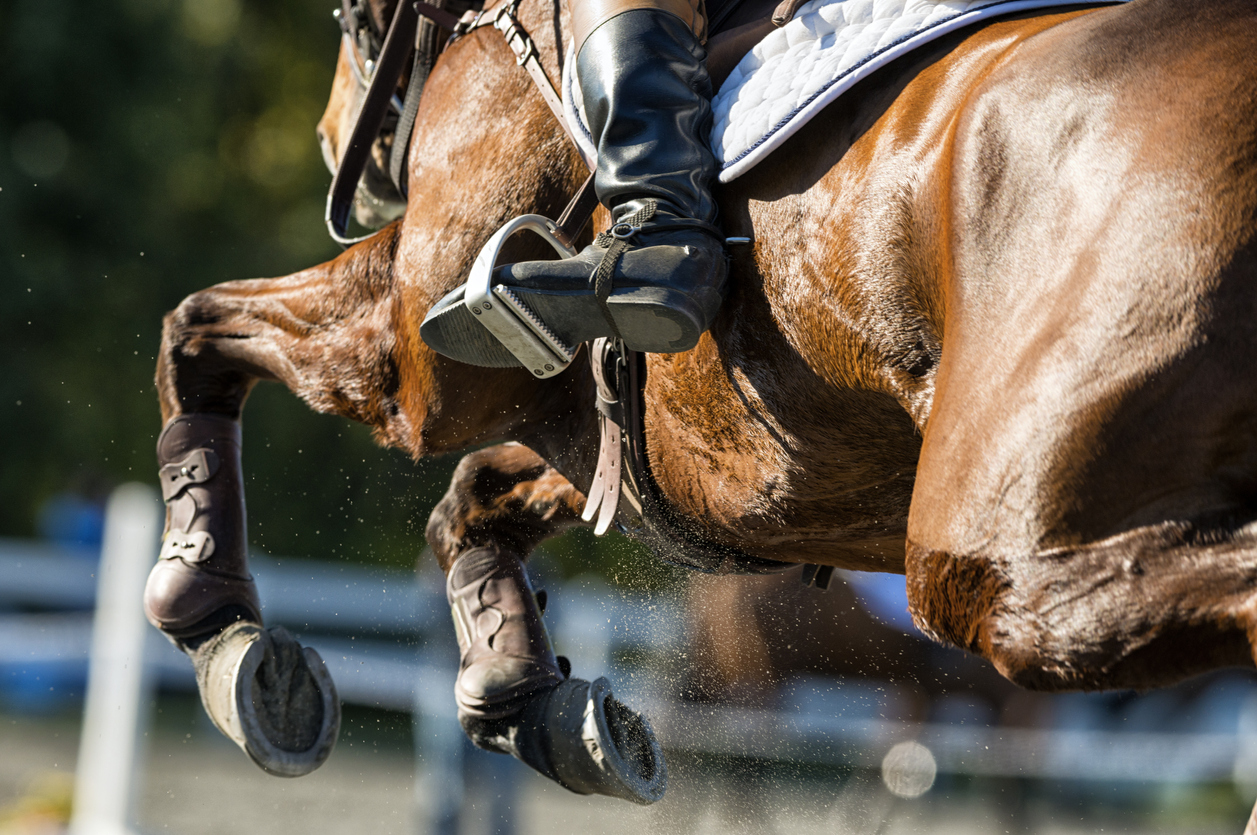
[564,0,1126,183]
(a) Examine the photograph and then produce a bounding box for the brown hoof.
[194,622,340,777]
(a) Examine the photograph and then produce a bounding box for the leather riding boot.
[420,8,727,368]
[447,546,565,729]
[144,414,261,639]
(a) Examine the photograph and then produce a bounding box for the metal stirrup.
[462,215,579,378]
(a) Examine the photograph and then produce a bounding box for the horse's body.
[159,0,1257,822]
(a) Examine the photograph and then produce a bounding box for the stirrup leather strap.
[582,338,794,574]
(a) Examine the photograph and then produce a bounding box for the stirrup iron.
[465,214,578,378]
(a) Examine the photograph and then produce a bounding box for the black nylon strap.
[389,45,427,196]
[800,563,834,590]
[591,246,627,339]
[589,200,657,335]
[389,0,457,199]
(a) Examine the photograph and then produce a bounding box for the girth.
[582,338,789,575]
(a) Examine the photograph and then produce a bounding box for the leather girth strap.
[582,338,788,575]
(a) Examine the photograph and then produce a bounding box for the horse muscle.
[908,0,1257,690]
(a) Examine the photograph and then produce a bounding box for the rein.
[325,0,596,247]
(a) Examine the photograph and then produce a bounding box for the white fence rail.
[4,484,1257,834]
[68,484,161,835]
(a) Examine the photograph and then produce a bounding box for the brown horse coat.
[160,0,1257,728]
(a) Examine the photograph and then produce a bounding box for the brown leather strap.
[415,0,467,30]
[486,1,588,156]
[581,339,626,534]
[769,0,806,25]
[554,171,599,247]
[325,0,420,247]
[585,339,789,574]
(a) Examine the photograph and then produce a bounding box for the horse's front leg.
[426,443,667,804]
[147,228,408,776]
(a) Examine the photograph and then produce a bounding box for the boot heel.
[607,285,713,353]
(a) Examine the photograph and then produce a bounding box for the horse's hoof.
[544,676,667,804]
[194,622,340,777]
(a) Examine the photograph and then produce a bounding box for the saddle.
[706,0,809,85]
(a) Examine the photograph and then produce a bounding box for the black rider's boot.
[420,8,726,368]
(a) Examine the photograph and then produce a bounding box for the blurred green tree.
[0,0,670,585]
[0,0,454,568]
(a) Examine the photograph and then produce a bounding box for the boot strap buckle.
[610,222,639,240]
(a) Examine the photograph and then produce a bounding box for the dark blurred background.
[0,0,659,581]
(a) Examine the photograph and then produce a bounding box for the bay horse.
[149,0,1257,825]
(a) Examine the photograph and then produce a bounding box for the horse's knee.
[426,444,585,571]
[162,288,228,356]
[907,536,1257,693]
[157,288,253,416]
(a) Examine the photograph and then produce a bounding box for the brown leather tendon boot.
[446,546,667,803]
[446,546,566,731]
[145,413,260,635]
[144,413,339,777]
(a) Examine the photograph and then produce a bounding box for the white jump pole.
[69,483,162,835]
